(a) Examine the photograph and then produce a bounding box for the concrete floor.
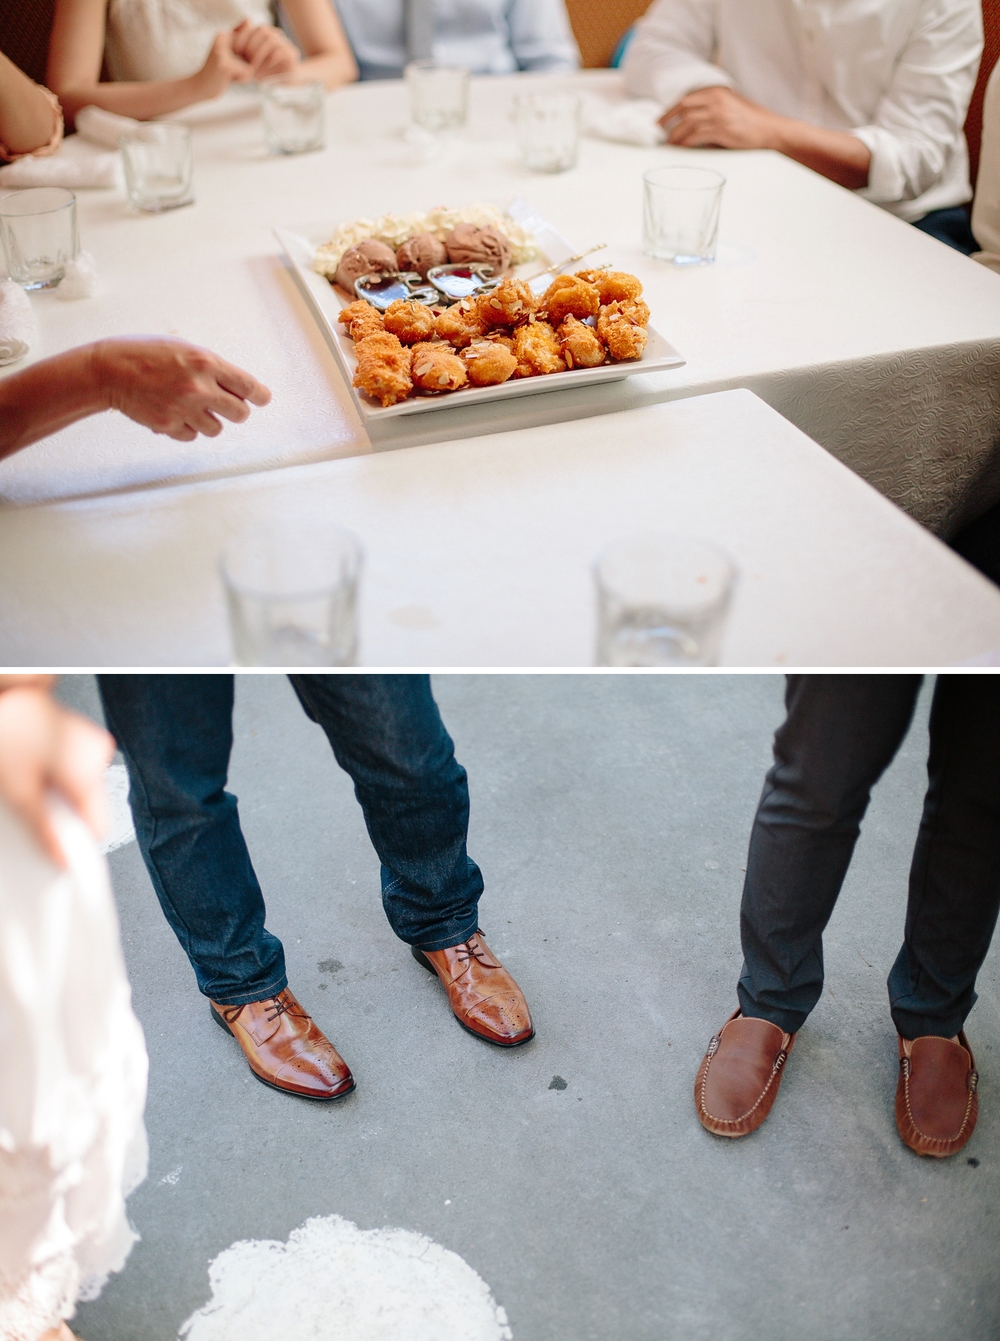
[55,674,1000,1341]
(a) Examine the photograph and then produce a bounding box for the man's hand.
[230,19,301,81]
[190,29,256,102]
[0,685,114,868]
[660,85,783,150]
[91,338,272,442]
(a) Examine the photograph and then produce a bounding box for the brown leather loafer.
[413,930,534,1047]
[895,1032,978,1157]
[695,1009,795,1137]
[211,987,355,1100]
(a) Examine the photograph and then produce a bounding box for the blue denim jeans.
[738,675,1000,1039]
[97,675,484,1005]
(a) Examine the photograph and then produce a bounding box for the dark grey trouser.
[737,675,1000,1039]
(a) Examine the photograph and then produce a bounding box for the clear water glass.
[515,94,581,173]
[0,187,78,289]
[405,61,470,132]
[595,534,737,666]
[221,521,363,667]
[260,78,325,154]
[119,123,194,212]
[642,165,725,264]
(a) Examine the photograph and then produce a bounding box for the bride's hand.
[0,684,114,868]
[230,18,301,80]
[189,29,254,101]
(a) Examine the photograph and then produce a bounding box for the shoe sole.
[411,946,535,1048]
[210,1004,356,1102]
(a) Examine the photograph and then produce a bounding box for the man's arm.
[621,0,730,109]
[0,50,62,158]
[508,0,580,73]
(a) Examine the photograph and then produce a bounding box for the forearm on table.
[770,118,871,190]
[295,49,358,89]
[53,76,208,127]
[0,346,107,459]
[0,54,61,155]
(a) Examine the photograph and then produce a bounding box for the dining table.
[3,389,998,668]
[1,69,999,543]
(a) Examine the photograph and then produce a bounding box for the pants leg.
[889,675,1000,1038]
[911,206,978,256]
[737,674,923,1032]
[289,674,483,951]
[97,674,286,1005]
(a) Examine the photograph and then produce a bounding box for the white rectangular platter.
[275,216,686,422]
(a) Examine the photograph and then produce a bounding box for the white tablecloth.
[2,391,997,667]
[1,72,998,535]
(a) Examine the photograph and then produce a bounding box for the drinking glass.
[119,123,194,212]
[404,61,470,132]
[642,165,725,264]
[260,77,325,154]
[221,521,363,667]
[514,94,580,173]
[0,188,78,289]
[595,534,737,666]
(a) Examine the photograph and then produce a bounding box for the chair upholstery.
[967,0,1000,187]
[0,0,56,86]
[564,0,650,69]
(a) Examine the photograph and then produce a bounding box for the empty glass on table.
[514,94,581,173]
[260,77,325,154]
[642,166,725,264]
[119,123,194,212]
[0,187,78,289]
[404,61,470,132]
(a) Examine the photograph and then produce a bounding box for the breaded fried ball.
[352,331,413,407]
[410,342,468,394]
[597,303,648,361]
[540,274,600,324]
[512,320,566,377]
[435,299,486,348]
[558,316,606,369]
[613,297,651,327]
[383,299,438,345]
[461,338,519,387]
[476,277,536,329]
[576,269,644,305]
[484,332,515,352]
[338,299,385,342]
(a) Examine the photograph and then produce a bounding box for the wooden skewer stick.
[527,243,608,283]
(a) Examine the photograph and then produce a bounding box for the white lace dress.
[0,800,148,1341]
[104,0,275,82]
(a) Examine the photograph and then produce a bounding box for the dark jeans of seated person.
[950,500,1000,588]
[912,206,979,256]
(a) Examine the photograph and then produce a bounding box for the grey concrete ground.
[56,674,1000,1341]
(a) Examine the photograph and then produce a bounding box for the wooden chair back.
[564,0,650,69]
[967,0,1000,187]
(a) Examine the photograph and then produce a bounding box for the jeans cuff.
[410,914,481,954]
[205,970,289,1007]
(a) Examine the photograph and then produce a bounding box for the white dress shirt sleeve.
[843,0,982,208]
[621,0,732,110]
[972,62,1000,273]
[506,0,580,72]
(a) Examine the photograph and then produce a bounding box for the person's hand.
[230,19,301,81]
[0,684,114,868]
[190,29,255,102]
[660,86,783,150]
[90,338,272,442]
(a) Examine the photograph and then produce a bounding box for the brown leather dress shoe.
[895,1032,978,1157]
[412,930,534,1047]
[695,1009,795,1137]
[211,987,355,1100]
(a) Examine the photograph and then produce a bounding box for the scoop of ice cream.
[335,239,399,291]
[444,224,512,273]
[396,232,448,278]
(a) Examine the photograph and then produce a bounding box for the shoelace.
[453,934,496,969]
[222,992,308,1026]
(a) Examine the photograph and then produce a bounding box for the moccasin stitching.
[698,1047,788,1127]
[901,1066,976,1149]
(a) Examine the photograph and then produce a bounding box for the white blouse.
[622,0,983,221]
[104,0,276,82]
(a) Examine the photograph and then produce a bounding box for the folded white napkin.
[0,280,37,365]
[0,150,121,189]
[56,250,99,300]
[75,105,141,150]
[581,95,666,148]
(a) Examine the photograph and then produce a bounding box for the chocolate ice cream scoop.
[396,232,448,278]
[444,224,512,273]
[335,239,399,292]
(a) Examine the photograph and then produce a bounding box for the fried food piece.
[512,320,566,377]
[484,332,514,352]
[597,302,648,361]
[614,297,651,327]
[382,299,438,345]
[476,277,536,329]
[435,299,486,348]
[577,269,644,305]
[540,274,601,324]
[338,299,385,342]
[461,338,518,387]
[410,341,468,393]
[352,331,413,407]
[558,316,606,369]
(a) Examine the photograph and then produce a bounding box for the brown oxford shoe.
[211,987,355,1100]
[695,1009,795,1138]
[895,1032,978,1158]
[412,930,534,1047]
